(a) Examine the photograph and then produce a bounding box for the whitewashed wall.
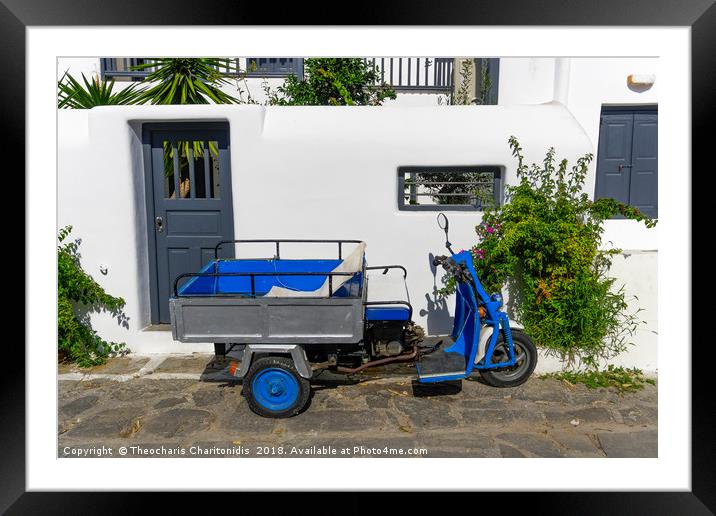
[58,101,657,372]
[57,58,101,80]
[496,57,658,373]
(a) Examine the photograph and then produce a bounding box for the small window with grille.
[398,166,503,211]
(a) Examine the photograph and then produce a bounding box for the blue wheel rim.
[251,368,300,412]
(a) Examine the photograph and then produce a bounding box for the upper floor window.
[100,58,296,81]
[100,58,153,81]
[398,166,503,211]
[245,58,304,78]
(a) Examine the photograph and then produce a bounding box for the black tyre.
[479,329,538,388]
[244,356,311,418]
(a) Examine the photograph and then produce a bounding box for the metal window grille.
[398,166,503,211]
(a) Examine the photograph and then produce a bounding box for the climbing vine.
[440,137,657,369]
[58,226,128,367]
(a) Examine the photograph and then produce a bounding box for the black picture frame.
[5,0,712,512]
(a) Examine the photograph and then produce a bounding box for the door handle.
[155,216,164,233]
[618,164,633,172]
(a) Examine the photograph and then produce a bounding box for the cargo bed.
[169,240,368,344]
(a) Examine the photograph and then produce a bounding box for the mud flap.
[233,345,313,380]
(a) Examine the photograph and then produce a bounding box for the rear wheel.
[244,356,311,418]
[479,329,537,388]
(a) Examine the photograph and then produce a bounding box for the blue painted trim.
[365,307,411,321]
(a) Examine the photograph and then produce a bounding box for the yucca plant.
[57,72,144,108]
[132,58,240,105]
[161,140,220,198]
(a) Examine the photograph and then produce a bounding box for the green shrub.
[440,137,656,369]
[58,226,127,367]
[266,58,396,106]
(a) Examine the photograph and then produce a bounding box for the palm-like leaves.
[162,140,219,178]
[132,58,240,105]
[57,72,144,109]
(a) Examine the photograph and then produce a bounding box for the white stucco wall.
[58,98,657,372]
[498,58,557,105]
[57,57,102,80]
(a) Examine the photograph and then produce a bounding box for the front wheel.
[244,356,311,418]
[479,329,537,388]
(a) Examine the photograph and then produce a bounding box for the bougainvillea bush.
[440,137,656,369]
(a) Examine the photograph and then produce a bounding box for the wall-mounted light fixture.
[627,74,656,88]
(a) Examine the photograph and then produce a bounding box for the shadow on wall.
[74,304,130,332]
[418,250,526,331]
[503,275,526,323]
[129,122,152,327]
[419,252,453,335]
[70,239,131,332]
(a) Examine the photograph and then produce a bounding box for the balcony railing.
[100,58,242,81]
[100,57,456,93]
[100,58,153,81]
[364,58,454,93]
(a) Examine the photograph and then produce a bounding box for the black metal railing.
[100,58,154,81]
[100,57,456,93]
[100,58,299,81]
[364,57,454,92]
[244,58,304,78]
[173,270,360,298]
[171,239,366,298]
[365,265,408,279]
[213,239,363,260]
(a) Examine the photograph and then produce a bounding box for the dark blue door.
[595,107,658,218]
[145,123,235,324]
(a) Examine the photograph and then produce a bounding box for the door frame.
[600,104,657,115]
[141,121,234,325]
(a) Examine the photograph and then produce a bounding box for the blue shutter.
[595,107,658,218]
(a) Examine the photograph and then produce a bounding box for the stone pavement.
[58,354,657,458]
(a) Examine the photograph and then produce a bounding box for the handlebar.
[433,254,472,284]
[432,255,449,267]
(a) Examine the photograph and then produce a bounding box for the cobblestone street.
[58,354,657,458]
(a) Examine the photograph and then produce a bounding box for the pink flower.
[485,226,494,234]
[472,248,485,259]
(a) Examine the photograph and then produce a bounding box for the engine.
[366,320,408,357]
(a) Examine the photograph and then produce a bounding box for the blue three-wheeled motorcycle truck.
[170,214,537,418]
